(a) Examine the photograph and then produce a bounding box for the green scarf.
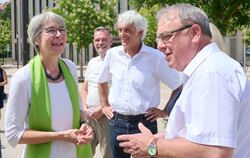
[27,55,92,158]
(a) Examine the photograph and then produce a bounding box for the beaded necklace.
[44,65,62,81]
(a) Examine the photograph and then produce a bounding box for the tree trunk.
[79,47,84,82]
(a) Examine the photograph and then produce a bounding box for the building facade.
[11,0,131,65]
[10,0,248,67]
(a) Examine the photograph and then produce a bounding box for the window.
[39,0,42,13]
[118,0,124,13]
[246,46,250,57]
[69,44,73,61]
[33,0,36,14]
[128,0,133,10]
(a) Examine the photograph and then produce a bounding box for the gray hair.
[210,23,225,52]
[157,3,212,38]
[94,26,111,34]
[117,10,148,40]
[27,11,66,52]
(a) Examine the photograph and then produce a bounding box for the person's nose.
[119,30,126,38]
[99,39,105,44]
[157,40,166,52]
[55,30,63,37]
[97,40,106,47]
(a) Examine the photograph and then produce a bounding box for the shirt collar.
[97,55,105,61]
[182,43,220,81]
[119,42,149,56]
[139,42,149,54]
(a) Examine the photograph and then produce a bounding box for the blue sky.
[0,0,8,4]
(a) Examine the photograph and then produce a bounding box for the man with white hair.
[98,10,182,158]
[117,3,250,158]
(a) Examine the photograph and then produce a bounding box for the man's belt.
[114,112,146,122]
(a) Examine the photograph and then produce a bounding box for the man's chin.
[121,42,128,46]
[97,50,106,56]
[168,62,177,69]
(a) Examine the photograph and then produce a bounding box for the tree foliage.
[129,0,250,45]
[242,28,250,45]
[48,0,118,80]
[49,0,118,49]
[0,2,11,57]
[139,4,161,48]
[0,2,11,21]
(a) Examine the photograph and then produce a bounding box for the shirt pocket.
[131,70,156,89]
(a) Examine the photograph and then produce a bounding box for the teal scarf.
[27,55,92,158]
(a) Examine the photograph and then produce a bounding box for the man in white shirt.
[81,27,113,158]
[98,10,182,158]
[117,3,250,158]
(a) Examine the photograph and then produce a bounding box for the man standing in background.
[81,27,113,158]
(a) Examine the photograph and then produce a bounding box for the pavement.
[1,63,249,158]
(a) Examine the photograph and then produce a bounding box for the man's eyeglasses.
[41,26,67,36]
[156,25,192,44]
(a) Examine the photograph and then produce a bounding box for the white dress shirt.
[165,43,250,158]
[4,59,83,158]
[85,56,105,111]
[98,43,182,115]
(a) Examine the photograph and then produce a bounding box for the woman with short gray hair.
[5,11,93,158]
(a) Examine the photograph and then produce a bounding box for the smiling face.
[35,20,67,58]
[93,30,112,57]
[157,10,194,71]
[118,23,142,50]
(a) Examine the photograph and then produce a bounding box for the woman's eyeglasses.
[41,26,67,36]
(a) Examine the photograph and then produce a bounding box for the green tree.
[0,2,12,60]
[242,28,250,45]
[49,0,118,80]
[139,4,161,48]
[0,2,11,21]
[129,0,250,45]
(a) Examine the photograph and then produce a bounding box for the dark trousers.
[109,112,157,158]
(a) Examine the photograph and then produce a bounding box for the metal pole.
[79,48,84,82]
[242,29,246,72]
[21,0,28,66]
[16,36,19,68]
[243,40,246,72]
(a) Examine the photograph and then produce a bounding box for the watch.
[147,138,158,158]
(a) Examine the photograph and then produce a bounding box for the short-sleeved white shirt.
[165,43,250,158]
[98,43,182,115]
[85,56,104,109]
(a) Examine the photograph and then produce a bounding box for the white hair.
[117,10,148,40]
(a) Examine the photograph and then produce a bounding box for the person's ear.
[137,30,144,38]
[35,37,40,47]
[190,24,202,44]
[109,37,113,45]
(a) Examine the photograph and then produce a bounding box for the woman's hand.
[60,129,80,144]
[76,124,93,146]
